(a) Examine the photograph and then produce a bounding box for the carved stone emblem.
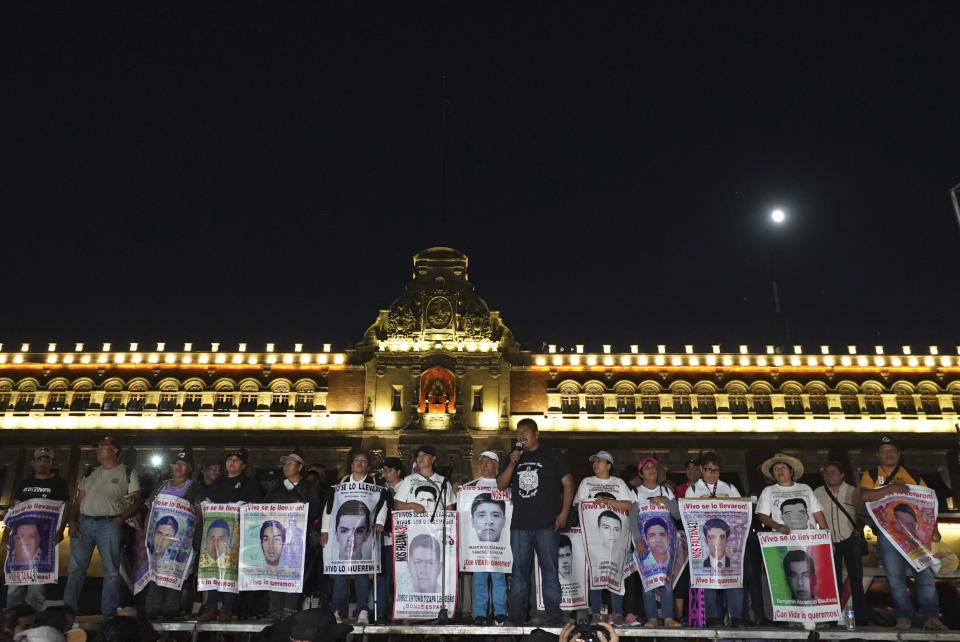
[426,297,453,329]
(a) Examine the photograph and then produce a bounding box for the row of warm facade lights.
[0,343,344,366]
[533,344,960,369]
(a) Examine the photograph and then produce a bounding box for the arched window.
[896,393,916,415]
[560,383,580,414]
[239,382,259,413]
[640,385,660,415]
[102,382,123,413]
[158,383,178,412]
[615,384,635,414]
[695,386,716,415]
[183,383,203,412]
[14,382,37,412]
[921,395,941,415]
[584,384,604,414]
[46,382,67,412]
[270,382,290,413]
[214,385,234,412]
[0,383,12,411]
[127,381,147,412]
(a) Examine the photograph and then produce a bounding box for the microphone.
[515,440,524,451]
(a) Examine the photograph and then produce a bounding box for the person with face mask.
[5,447,68,612]
[320,451,387,625]
[263,449,322,622]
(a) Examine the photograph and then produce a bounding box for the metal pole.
[950,182,960,236]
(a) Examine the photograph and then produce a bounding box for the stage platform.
[75,620,960,640]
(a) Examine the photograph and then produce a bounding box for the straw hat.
[760,452,804,480]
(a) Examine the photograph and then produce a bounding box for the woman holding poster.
[574,451,633,626]
[321,451,387,625]
[631,457,681,628]
[142,448,204,619]
[683,453,748,627]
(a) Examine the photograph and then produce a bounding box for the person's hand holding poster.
[3,499,64,586]
[759,530,841,624]
[457,486,512,573]
[141,495,196,592]
[679,498,751,589]
[392,509,458,620]
[323,481,383,575]
[536,527,588,611]
[579,501,632,594]
[198,503,241,593]
[866,484,939,573]
[239,503,308,593]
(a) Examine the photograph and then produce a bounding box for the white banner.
[866,484,940,573]
[579,501,632,595]
[537,528,588,611]
[679,498,752,589]
[323,482,383,575]
[392,510,458,620]
[141,495,196,593]
[238,503,308,593]
[457,486,512,573]
[759,530,842,624]
[3,499,64,586]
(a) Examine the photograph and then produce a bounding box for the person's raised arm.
[497,450,520,490]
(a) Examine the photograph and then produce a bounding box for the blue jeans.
[473,572,507,617]
[588,589,624,616]
[6,584,45,612]
[64,516,123,616]
[878,529,939,619]
[509,528,561,621]
[333,573,371,617]
[375,544,394,621]
[704,587,743,620]
[642,584,674,620]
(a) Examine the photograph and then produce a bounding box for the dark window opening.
[729,395,748,414]
[641,395,660,414]
[784,395,804,415]
[697,395,716,415]
[864,395,884,415]
[238,392,258,412]
[673,395,692,415]
[809,395,828,414]
[126,394,146,412]
[921,395,941,415]
[561,394,580,414]
[270,393,289,413]
[617,394,635,414]
[158,392,178,412]
[295,392,314,412]
[472,388,483,412]
[896,394,916,415]
[182,392,202,412]
[45,393,66,412]
[585,394,604,414]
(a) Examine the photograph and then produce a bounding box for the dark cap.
[95,436,119,449]
[32,447,54,460]
[878,435,898,449]
[174,447,194,466]
[226,447,249,463]
[684,457,700,466]
[415,444,437,457]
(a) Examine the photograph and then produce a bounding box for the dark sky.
[3,2,959,353]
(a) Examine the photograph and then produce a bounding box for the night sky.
[3,2,959,353]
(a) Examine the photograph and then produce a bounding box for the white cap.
[478,450,500,463]
[589,450,615,465]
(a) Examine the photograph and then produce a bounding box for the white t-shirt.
[466,476,499,488]
[756,483,822,530]
[394,472,457,510]
[634,483,676,505]
[575,476,633,504]
[685,479,740,499]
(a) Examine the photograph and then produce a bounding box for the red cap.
[95,436,118,448]
[637,457,659,471]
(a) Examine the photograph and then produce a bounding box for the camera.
[570,622,605,642]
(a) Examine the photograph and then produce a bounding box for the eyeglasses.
[703,467,721,473]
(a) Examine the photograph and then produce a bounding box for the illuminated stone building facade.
[2,247,960,506]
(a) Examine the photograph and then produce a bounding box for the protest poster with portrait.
[197,503,241,592]
[457,486,512,573]
[536,527,588,610]
[392,509,458,620]
[238,503,308,593]
[679,498,752,589]
[323,481,382,575]
[634,503,679,591]
[141,495,197,593]
[3,499,64,586]
[866,484,939,573]
[759,530,841,624]
[579,501,632,594]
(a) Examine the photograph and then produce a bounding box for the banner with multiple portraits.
[392,509,458,620]
[536,527,588,611]
[323,482,383,575]
[579,501,633,595]
[3,499,64,586]
[239,503,308,594]
[679,498,751,589]
[140,495,197,593]
[759,530,842,624]
[457,486,512,573]
[197,503,241,593]
[866,484,939,573]
[634,503,685,591]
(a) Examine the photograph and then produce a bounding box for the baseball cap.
[174,448,194,466]
[280,450,305,465]
[637,457,659,471]
[32,447,54,460]
[878,434,898,449]
[226,447,249,463]
[589,450,615,465]
[95,436,119,449]
[478,450,500,463]
[415,444,437,457]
